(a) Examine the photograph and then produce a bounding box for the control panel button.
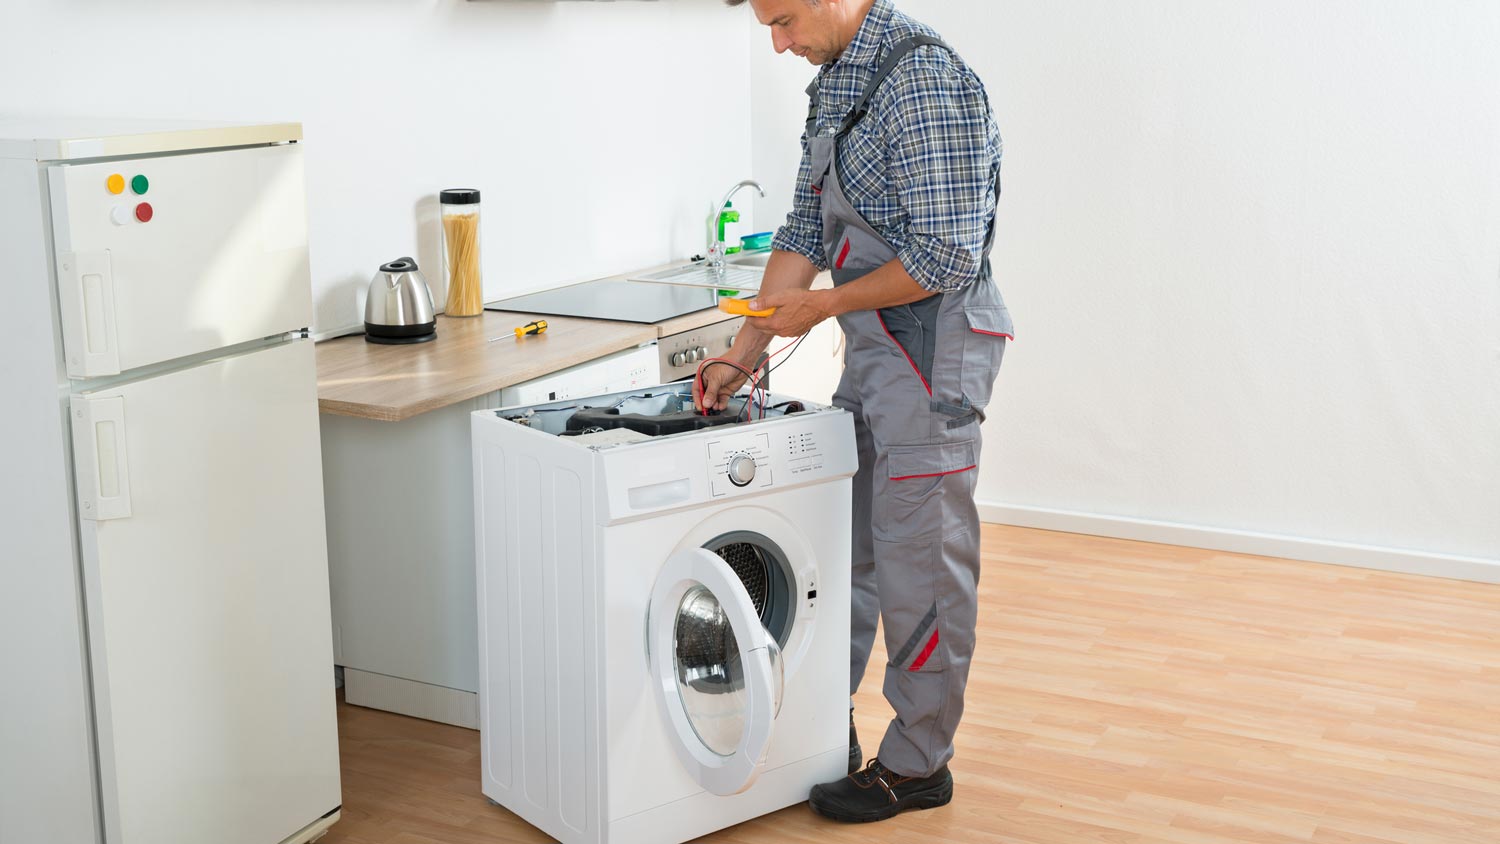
[111,205,132,226]
[728,453,757,487]
[134,202,154,223]
[106,174,125,195]
[131,174,149,195]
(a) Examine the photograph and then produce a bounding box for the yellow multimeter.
[718,299,776,318]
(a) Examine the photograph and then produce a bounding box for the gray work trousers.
[836,292,1008,778]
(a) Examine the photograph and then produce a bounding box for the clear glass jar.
[440,188,483,316]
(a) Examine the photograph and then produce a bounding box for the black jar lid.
[440,188,481,205]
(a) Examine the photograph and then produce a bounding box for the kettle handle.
[379,257,418,273]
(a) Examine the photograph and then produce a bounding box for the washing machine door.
[647,547,785,796]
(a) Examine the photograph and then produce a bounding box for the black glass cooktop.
[486,279,743,325]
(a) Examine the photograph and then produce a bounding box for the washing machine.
[472,385,856,844]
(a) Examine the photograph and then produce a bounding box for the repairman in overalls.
[700,0,1013,825]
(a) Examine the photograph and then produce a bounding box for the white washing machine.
[472,385,856,844]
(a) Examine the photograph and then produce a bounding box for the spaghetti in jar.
[440,189,483,316]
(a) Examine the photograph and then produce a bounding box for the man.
[701,0,1011,825]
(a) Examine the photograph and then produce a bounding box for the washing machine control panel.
[706,423,839,498]
[707,433,773,497]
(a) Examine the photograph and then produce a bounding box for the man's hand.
[745,288,833,338]
[694,355,755,412]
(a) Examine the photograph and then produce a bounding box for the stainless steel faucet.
[707,179,766,271]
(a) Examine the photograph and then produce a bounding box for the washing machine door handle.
[647,547,781,796]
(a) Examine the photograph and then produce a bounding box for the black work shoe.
[848,715,861,775]
[809,758,953,823]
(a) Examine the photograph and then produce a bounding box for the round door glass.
[673,585,748,756]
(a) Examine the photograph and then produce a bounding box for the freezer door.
[49,144,311,378]
[69,340,341,844]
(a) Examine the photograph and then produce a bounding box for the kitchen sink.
[630,261,765,291]
[726,250,772,268]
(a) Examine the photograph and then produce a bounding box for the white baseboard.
[285,810,340,844]
[977,501,1500,584]
[343,667,479,730]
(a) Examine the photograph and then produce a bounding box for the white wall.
[0,0,755,335]
[751,1,1500,572]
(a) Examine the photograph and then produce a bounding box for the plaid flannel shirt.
[772,0,1002,293]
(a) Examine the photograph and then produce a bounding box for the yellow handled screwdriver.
[514,319,548,338]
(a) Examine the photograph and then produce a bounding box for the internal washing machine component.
[705,532,794,647]
[499,386,804,443]
[565,406,742,437]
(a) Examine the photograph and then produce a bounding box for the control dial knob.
[671,352,687,367]
[727,453,757,487]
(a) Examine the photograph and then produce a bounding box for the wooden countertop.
[316,310,656,422]
[316,262,747,422]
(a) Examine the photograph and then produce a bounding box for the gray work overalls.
[807,35,1012,778]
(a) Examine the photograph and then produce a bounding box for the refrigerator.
[0,119,342,844]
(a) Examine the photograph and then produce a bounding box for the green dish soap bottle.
[718,202,743,255]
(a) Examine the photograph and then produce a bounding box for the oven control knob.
[685,348,700,364]
[696,346,709,359]
[671,352,687,367]
[728,453,757,487]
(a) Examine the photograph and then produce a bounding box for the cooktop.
[485,279,747,325]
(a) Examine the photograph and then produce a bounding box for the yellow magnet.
[106,174,125,195]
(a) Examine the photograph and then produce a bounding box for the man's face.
[750,0,843,66]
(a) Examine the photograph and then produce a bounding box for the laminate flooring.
[321,524,1500,844]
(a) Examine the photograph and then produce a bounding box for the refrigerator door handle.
[58,250,121,378]
[71,395,133,521]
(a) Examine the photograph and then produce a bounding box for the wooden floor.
[321,524,1500,844]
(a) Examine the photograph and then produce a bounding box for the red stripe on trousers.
[890,464,976,482]
[971,329,1014,339]
[909,630,940,671]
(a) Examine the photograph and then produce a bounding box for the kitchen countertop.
[316,264,744,422]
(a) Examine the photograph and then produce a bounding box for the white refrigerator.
[0,120,342,844]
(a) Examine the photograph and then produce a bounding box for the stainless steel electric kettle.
[364,257,437,344]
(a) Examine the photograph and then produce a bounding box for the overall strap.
[804,76,822,138]
[838,35,950,137]
[802,35,950,138]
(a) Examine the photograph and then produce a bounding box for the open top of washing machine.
[490,383,823,446]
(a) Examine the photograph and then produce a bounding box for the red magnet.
[135,202,154,223]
